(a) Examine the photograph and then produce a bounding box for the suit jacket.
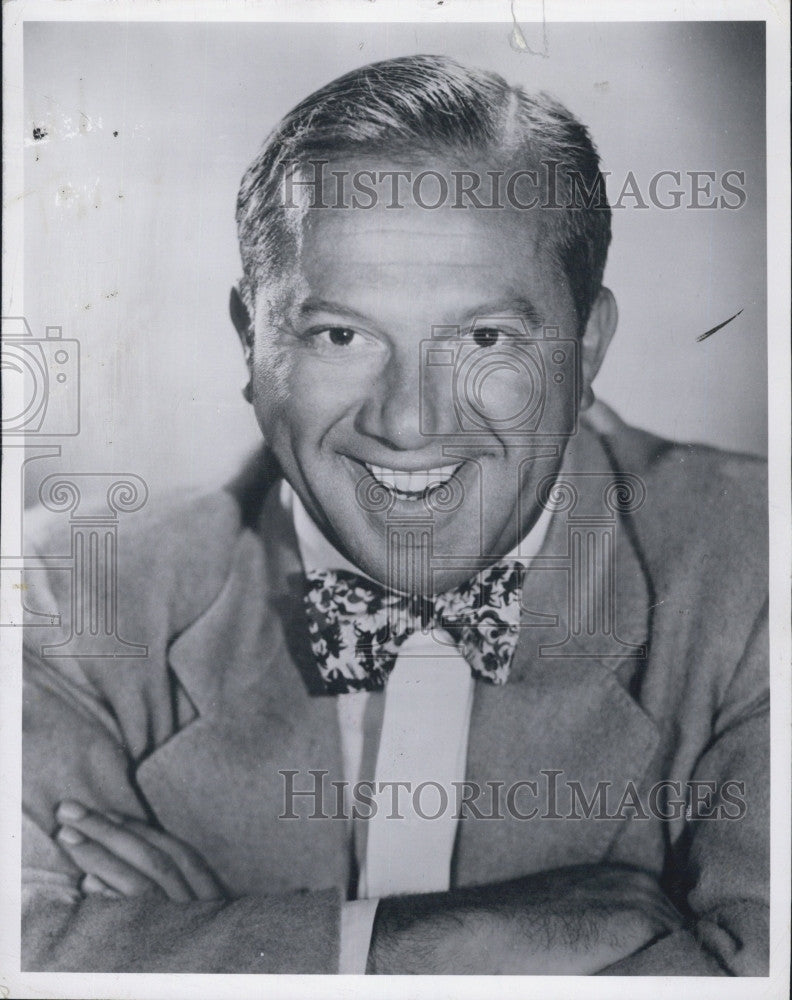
[21,404,769,974]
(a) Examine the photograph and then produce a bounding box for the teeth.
[365,462,460,499]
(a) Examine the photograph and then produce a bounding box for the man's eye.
[317,327,358,347]
[472,327,504,348]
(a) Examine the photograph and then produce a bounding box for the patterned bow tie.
[303,561,526,693]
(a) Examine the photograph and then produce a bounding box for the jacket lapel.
[135,477,350,897]
[455,423,660,884]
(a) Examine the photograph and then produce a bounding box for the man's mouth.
[364,462,462,501]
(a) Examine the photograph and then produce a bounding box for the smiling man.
[233,162,608,594]
[22,56,768,976]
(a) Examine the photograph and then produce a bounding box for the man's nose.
[354,351,453,450]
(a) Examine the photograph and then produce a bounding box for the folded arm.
[368,606,770,976]
[367,863,685,974]
[24,587,768,975]
[22,647,342,973]
[53,804,682,975]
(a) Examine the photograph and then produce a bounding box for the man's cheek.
[256,391,332,460]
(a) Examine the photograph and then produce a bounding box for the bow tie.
[303,561,526,693]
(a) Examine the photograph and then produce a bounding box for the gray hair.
[236,54,611,331]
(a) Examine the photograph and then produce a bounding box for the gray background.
[23,20,766,506]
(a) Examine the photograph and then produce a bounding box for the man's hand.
[367,863,686,975]
[55,800,226,902]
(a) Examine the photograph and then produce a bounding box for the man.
[22,55,768,975]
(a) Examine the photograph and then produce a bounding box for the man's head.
[231,55,617,592]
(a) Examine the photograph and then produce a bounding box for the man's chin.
[335,516,513,596]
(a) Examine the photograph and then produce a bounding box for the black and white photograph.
[2,1,790,997]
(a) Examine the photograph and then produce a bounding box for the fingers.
[81,872,124,899]
[57,826,173,898]
[105,814,225,900]
[56,802,194,902]
[533,864,685,935]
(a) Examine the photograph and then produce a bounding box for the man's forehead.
[299,197,543,246]
[290,205,546,283]
[250,156,571,324]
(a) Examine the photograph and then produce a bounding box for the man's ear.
[229,283,254,366]
[579,286,618,408]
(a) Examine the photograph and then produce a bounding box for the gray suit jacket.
[22,406,769,974]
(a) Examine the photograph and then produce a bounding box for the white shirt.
[281,482,553,972]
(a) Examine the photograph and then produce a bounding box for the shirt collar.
[280,478,553,580]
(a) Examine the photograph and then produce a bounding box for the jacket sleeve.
[22,615,343,974]
[601,603,770,976]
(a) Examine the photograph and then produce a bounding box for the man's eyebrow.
[296,297,376,325]
[295,295,547,329]
[456,297,546,329]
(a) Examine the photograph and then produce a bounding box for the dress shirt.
[280,481,553,972]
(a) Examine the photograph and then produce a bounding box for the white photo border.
[2,2,789,999]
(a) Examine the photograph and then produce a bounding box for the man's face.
[238,160,614,593]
